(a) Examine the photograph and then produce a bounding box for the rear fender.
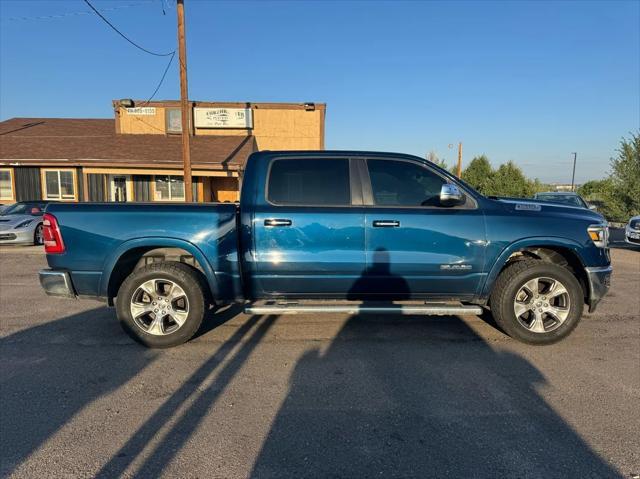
[100,237,220,299]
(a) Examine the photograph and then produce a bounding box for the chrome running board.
[244,303,482,316]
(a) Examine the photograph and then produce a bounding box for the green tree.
[461,155,493,193]
[487,161,535,197]
[610,132,640,217]
[577,132,640,221]
[426,151,449,171]
[578,179,630,222]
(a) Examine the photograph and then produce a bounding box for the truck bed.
[45,202,241,300]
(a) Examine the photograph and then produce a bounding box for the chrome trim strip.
[244,304,483,316]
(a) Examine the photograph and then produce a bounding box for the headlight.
[588,224,608,248]
[14,219,35,229]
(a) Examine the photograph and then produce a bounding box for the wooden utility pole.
[456,142,463,178]
[177,0,193,202]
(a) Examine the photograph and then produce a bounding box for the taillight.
[43,213,65,254]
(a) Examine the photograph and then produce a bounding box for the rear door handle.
[264,218,292,227]
[373,220,400,228]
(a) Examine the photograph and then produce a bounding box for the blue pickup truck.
[39,151,611,348]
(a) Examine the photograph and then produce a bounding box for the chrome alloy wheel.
[513,277,571,333]
[129,278,189,336]
[35,224,44,245]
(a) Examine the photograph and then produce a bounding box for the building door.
[110,175,131,202]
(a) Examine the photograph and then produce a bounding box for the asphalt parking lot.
[1,240,638,478]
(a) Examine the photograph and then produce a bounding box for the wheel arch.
[482,237,589,303]
[101,238,220,304]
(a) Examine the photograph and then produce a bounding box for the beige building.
[0,100,326,204]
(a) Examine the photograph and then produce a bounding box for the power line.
[141,51,176,104]
[3,2,153,22]
[83,0,174,57]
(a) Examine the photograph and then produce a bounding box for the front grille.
[0,233,17,240]
[627,236,640,245]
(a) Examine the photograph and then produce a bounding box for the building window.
[154,175,185,201]
[166,108,182,134]
[0,168,15,201]
[42,169,77,200]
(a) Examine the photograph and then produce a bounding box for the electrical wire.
[3,2,152,22]
[83,0,174,57]
[141,51,176,104]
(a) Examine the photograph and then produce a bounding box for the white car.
[625,215,640,245]
[0,201,52,245]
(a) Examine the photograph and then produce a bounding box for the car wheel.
[490,259,584,345]
[34,223,44,245]
[116,262,206,348]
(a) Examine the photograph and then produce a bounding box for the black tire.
[33,223,43,245]
[490,259,584,345]
[116,262,206,348]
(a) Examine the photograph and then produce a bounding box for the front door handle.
[373,220,400,228]
[264,218,292,227]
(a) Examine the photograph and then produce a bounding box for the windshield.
[0,203,47,216]
[535,194,585,208]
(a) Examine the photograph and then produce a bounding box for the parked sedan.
[533,191,595,210]
[0,201,52,245]
[625,215,640,245]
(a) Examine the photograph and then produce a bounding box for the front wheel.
[116,262,206,348]
[490,259,584,345]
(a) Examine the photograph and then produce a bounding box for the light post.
[570,152,577,191]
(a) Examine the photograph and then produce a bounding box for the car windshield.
[0,203,47,216]
[536,194,584,207]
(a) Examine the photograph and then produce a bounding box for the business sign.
[193,107,253,129]
[125,107,156,116]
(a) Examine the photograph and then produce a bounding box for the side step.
[244,303,483,316]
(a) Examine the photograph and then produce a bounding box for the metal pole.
[456,142,463,178]
[177,0,193,202]
[571,152,577,191]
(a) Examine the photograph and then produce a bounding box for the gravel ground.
[0,244,638,478]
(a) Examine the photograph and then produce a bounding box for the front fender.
[100,237,221,299]
[480,236,587,298]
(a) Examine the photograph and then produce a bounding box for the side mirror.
[440,183,465,207]
[588,204,597,211]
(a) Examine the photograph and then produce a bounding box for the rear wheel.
[34,223,44,245]
[490,259,584,345]
[116,262,206,348]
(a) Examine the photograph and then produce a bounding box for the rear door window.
[268,158,351,206]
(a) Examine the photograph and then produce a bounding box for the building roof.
[0,117,256,170]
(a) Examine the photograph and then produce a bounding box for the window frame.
[41,168,78,201]
[152,175,186,202]
[0,168,16,202]
[358,157,477,210]
[265,157,361,208]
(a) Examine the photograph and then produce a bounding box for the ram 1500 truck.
[39,151,612,348]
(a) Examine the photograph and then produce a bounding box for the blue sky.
[1,0,638,183]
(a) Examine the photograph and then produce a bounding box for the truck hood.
[494,197,606,223]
